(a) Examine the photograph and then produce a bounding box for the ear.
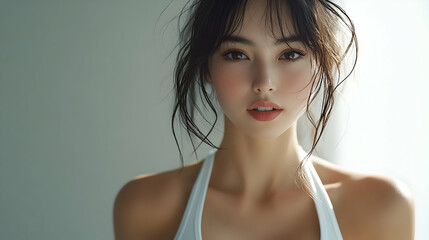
[203,61,212,83]
[205,73,212,83]
[204,70,212,83]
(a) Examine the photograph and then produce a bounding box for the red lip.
[247,109,282,121]
[247,100,282,110]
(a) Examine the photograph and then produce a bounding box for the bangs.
[265,0,308,48]
[214,0,319,54]
[209,1,248,54]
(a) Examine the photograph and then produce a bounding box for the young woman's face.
[207,0,316,139]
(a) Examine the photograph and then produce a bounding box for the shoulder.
[312,157,414,239]
[346,174,415,239]
[113,162,203,239]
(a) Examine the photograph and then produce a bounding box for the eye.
[279,50,305,61]
[223,51,249,61]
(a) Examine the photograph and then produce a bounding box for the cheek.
[279,62,314,94]
[215,75,239,97]
[211,66,247,105]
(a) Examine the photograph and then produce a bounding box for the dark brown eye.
[279,51,305,60]
[224,51,249,60]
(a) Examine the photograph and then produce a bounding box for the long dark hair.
[165,0,358,197]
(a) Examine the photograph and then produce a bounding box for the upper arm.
[354,176,415,240]
[113,178,165,240]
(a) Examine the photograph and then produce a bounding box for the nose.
[252,61,276,94]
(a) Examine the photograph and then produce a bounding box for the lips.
[247,100,282,110]
[247,109,282,121]
[246,100,283,121]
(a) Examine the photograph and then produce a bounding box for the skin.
[113,0,415,239]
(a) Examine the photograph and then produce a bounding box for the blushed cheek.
[280,68,312,94]
[213,71,246,105]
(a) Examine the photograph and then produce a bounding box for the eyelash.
[221,49,306,62]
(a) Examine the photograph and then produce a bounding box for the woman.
[114,0,415,239]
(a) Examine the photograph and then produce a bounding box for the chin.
[229,116,294,140]
[248,124,293,140]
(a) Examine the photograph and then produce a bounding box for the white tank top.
[173,146,343,240]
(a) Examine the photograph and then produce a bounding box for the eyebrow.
[221,35,302,46]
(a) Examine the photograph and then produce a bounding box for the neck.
[210,116,305,206]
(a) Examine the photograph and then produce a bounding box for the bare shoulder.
[344,174,415,239]
[113,162,203,240]
[311,156,415,240]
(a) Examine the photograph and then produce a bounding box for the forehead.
[232,0,297,40]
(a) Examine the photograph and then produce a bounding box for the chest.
[200,189,322,240]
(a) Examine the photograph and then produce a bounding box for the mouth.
[247,108,283,121]
[248,107,279,111]
[247,100,283,111]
